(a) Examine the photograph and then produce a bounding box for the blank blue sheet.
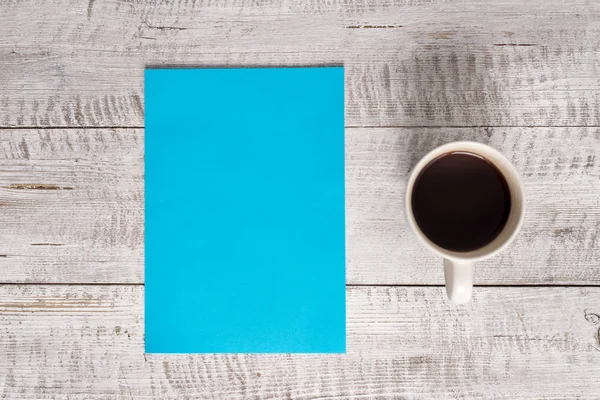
[145,67,345,353]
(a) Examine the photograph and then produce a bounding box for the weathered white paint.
[0,0,599,127]
[0,285,599,399]
[0,129,144,283]
[1,127,598,284]
[1,0,599,397]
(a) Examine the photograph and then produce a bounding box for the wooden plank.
[1,127,598,284]
[0,285,599,399]
[347,126,600,285]
[0,0,599,127]
[0,129,143,283]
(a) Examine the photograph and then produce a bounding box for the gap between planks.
[1,125,600,130]
[0,283,599,288]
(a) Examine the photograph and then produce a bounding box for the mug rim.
[405,141,525,262]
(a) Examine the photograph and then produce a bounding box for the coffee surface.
[411,151,511,252]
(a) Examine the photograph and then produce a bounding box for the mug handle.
[443,259,474,304]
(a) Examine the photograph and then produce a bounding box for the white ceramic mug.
[405,141,525,304]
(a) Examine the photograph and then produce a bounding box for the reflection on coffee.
[411,151,511,252]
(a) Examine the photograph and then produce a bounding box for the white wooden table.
[1,0,599,398]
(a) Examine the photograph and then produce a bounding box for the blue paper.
[145,67,345,353]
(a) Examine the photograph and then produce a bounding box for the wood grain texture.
[0,285,599,399]
[0,129,143,283]
[1,127,598,284]
[2,0,599,397]
[1,0,599,127]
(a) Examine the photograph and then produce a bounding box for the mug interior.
[405,141,525,262]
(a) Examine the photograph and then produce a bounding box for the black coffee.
[411,151,511,252]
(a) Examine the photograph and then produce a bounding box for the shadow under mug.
[405,141,525,304]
